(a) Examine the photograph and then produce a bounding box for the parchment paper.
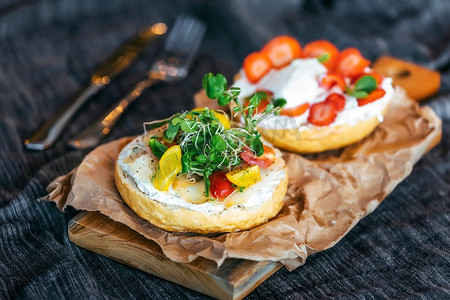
[42,88,441,270]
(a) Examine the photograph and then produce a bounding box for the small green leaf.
[272,98,287,108]
[181,153,191,173]
[218,94,231,106]
[164,122,180,142]
[317,53,330,63]
[249,92,262,107]
[202,73,228,99]
[212,135,227,151]
[264,103,274,112]
[195,154,208,163]
[171,117,182,125]
[148,138,168,160]
[354,75,377,93]
[250,137,264,156]
[179,119,195,133]
[348,90,369,99]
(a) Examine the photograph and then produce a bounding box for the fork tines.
[164,15,206,60]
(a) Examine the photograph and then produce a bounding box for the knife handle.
[24,83,102,150]
[68,79,155,150]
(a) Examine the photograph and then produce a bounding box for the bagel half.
[115,135,288,234]
[258,104,389,153]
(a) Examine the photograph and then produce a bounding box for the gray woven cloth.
[0,0,449,299]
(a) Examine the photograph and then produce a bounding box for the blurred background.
[1,0,449,299]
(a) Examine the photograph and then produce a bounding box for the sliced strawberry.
[209,171,235,199]
[308,101,338,126]
[321,73,347,92]
[304,40,340,70]
[357,88,386,106]
[261,36,302,69]
[336,48,370,77]
[243,52,272,84]
[280,103,309,117]
[240,145,276,168]
[325,93,346,111]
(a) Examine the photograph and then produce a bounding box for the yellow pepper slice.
[226,165,261,188]
[153,145,182,191]
[190,108,230,129]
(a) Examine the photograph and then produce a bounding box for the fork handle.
[67,79,156,150]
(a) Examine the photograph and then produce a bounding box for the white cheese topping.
[117,135,287,215]
[233,58,394,130]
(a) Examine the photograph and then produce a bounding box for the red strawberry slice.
[321,73,347,92]
[307,101,338,126]
[304,40,340,70]
[280,103,309,117]
[336,48,370,77]
[243,52,272,84]
[357,88,386,106]
[325,93,346,111]
[261,36,302,69]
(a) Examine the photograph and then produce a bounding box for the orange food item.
[304,40,340,70]
[261,36,302,69]
[243,52,272,83]
[321,73,347,92]
[307,101,338,126]
[325,93,346,111]
[357,88,386,106]
[336,48,370,77]
[280,103,309,117]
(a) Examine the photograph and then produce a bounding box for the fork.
[67,16,206,150]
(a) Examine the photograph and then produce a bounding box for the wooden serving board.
[69,211,282,300]
[68,57,441,300]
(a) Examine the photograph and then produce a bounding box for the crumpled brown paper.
[42,88,441,270]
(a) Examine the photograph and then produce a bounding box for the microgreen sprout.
[147,73,286,196]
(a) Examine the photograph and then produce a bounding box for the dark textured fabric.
[0,0,449,299]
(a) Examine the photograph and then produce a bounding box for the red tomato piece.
[240,145,276,169]
[321,73,347,92]
[304,40,340,70]
[357,88,386,106]
[243,52,272,84]
[261,36,302,69]
[325,93,346,111]
[336,48,370,77]
[209,171,235,199]
[280,103,309,117]
[307,101,338,126]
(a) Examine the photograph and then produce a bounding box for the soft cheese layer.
[117,135,287,215]
[233,58,394,130]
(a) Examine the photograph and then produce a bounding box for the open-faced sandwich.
[115,73,288,234]
[233,36,394,153]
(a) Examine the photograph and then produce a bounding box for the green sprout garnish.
[147,73,286,196]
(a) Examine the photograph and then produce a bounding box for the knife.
[24,22,167,151]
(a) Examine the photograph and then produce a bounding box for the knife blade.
[24,22,167,151]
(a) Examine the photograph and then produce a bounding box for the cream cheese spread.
[233,58,394,130]
[117,135,287,215]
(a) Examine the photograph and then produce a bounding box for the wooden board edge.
[68,211,282,300]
